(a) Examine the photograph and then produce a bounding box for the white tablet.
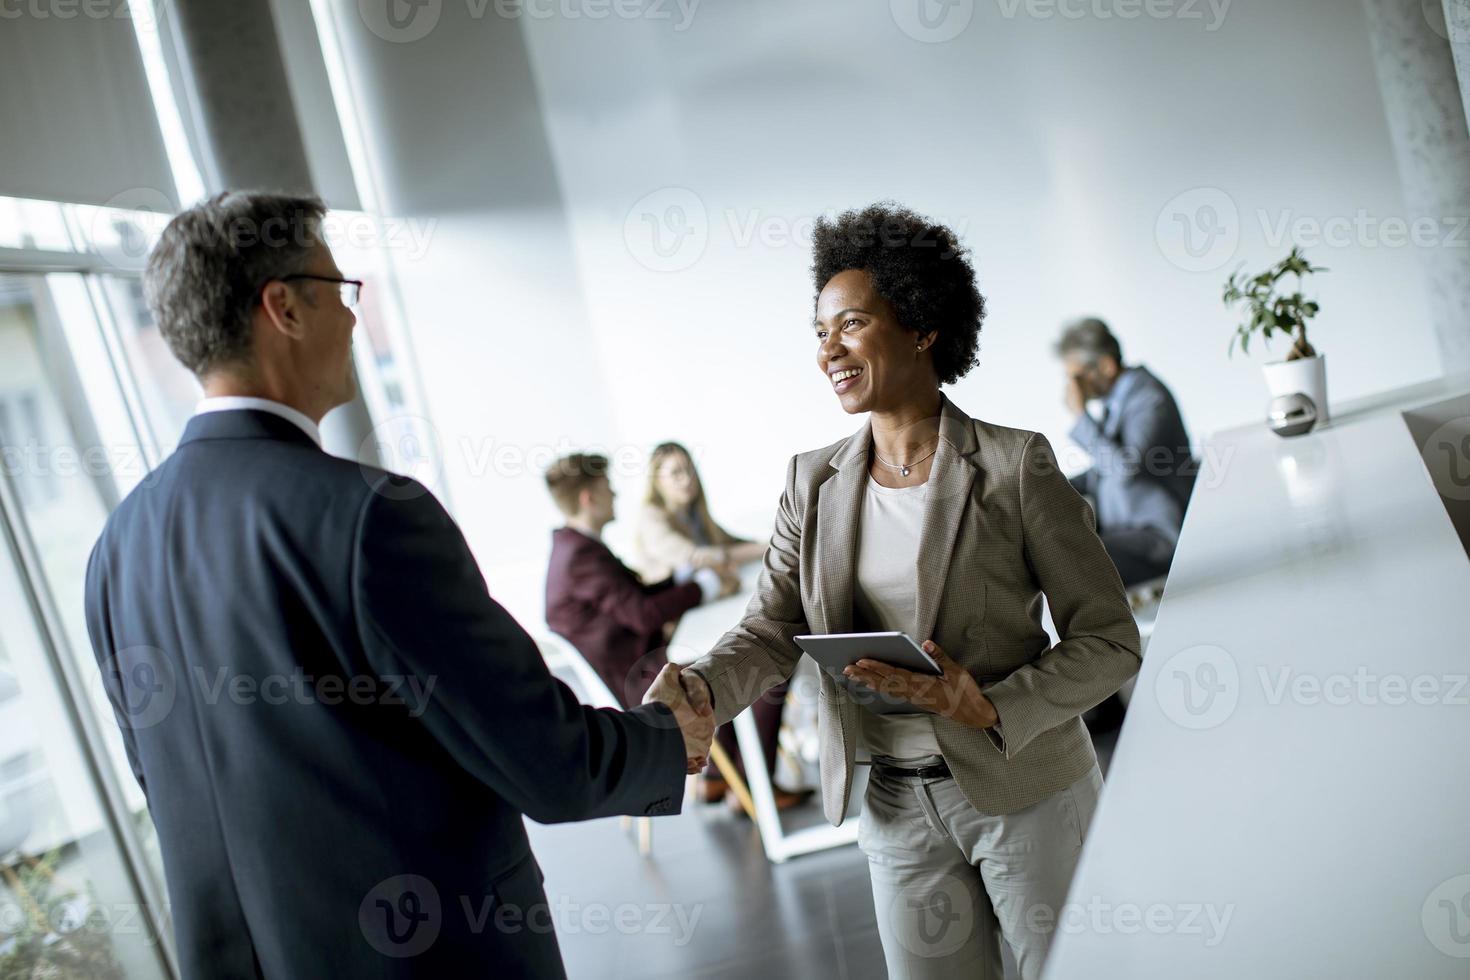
[794,631,942,715]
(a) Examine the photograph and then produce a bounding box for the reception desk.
[1045,373,1470,978]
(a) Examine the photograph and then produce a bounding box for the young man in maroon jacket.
[542,453,719,706]
[543,453,810,809]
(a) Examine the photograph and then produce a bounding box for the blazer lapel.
[815,417,870,634]
[913,396,979,643]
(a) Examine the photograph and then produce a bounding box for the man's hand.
[843,640,998,730]
[1064,374,1087,417]
[643,663,715,773]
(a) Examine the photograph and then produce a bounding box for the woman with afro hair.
[673,203,1141,978]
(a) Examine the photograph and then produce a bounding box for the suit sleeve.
[351,478,687,822]
[569,550,702,636]
[83,542,148,798]
[981,433,1142,757]
[1070,387,1170,470]
[686,456,807,726]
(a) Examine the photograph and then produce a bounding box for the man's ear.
[257,280,307,340]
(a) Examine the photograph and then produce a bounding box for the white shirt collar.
[194,396,322,447]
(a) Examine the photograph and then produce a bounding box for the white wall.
[331,0,1444,628]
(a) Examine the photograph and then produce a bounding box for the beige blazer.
[632,502,744,583]
[688,394,1141,825]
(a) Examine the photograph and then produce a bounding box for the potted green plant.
[1222,247,1330,421]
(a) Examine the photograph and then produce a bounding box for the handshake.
[643,664,716,774]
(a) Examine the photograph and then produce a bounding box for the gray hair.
[1054,317,1123,365]
[144,191,327,376]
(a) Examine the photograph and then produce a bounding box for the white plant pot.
[1262,353,1329,424]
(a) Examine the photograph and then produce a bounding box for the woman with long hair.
[636,442,807,810]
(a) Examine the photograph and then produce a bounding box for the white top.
[195,396,321,447]
[854,476,942,762]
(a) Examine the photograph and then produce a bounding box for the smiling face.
[814,269,937,415]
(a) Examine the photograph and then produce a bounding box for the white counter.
[1045,373,1470,978]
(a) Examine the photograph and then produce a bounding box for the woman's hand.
[844,640,999,731]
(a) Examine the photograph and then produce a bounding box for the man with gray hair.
[1056,317,1195,586]
[83,191,712,977]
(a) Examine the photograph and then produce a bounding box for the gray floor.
[527,720,1120,979]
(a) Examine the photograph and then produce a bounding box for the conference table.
[667,563,862,864]
[1045,372,1470,978]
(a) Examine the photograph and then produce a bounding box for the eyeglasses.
[264,274,365,309]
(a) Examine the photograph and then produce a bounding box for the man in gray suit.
[1057,318,1195,586]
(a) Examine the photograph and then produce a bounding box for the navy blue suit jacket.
[83,409,685,978]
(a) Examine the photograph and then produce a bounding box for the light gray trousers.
[858,763,1103,979]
